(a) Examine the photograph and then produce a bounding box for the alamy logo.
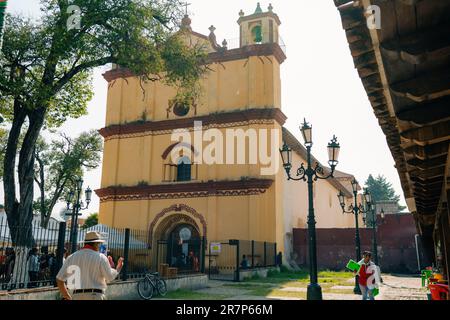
[366,5,381,30]
[170,121,281,175]
[66,265,81,290]
[67,5,81,31]
[366,264,381,290]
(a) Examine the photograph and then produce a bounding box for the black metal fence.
[0,217,62,291]
[207,240,277,282]
[0,217,152,291]
[1,215,278,291]
[156,237,206,277]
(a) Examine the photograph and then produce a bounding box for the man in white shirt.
[56,231,124,300]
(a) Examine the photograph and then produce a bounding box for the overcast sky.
[2,0,407,219]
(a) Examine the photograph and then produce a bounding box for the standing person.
[5,248,15,282]
[27,248,40,288]
[56,231,124,300]
[276,252,283,268]
[188,251,199,272]
[240,255,249,269]
[107,251,115,268]
[0,249,6,281]
[356,251,378,300]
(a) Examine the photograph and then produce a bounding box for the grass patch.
[326,289,355,295]
[158,289,229,300]
[267,289,307,300]
[246,287,278,297]
[223,283,273,289]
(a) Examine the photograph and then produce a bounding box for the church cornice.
[99,108,287,140]
[237,12,282,26]
[103,43,286,82]
[95,179,274,203]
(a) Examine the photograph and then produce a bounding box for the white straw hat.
[84,231,106,243]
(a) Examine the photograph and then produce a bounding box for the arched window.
[177,156,192,182]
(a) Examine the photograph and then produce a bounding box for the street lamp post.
[280,119,341,301]
[363,207,385,266]
[66,178,92,254]
[338,182,372,294]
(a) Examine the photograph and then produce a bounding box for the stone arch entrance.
[149,204,206,274]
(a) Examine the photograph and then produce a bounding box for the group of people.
[240,252,283,269]
[172,251,200,272]
[0,246,68,286]
[0,247,15,283]
[26,246,68,287]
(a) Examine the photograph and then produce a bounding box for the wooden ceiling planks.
[334,0,450,229]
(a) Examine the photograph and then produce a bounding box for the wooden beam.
[381,23,450,65]
[397,96,450,126]
[390,68,450,103]
[400,120,450,146]
[338,3,365,30]
[407,155,448,171]
[403,141,449,160]
[410,166,446,180]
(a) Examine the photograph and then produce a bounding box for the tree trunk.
[7,110,46,288]
[3,101,26,238]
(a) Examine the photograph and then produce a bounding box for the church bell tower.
[238,3,281,48]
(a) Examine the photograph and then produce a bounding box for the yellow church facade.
[95,4,361,265]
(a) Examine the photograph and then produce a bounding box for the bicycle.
[137,272,167,300]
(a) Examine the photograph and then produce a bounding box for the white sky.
[2,0,407,219]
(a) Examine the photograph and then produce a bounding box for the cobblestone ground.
[164,274,428,300]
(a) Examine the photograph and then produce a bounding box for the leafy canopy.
[0,0,207,128]
[365,174,403,205]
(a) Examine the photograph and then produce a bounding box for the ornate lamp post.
[363,207,385,266]
[66,178,92,253]
[338,183,372,294]
[280,119,341,300]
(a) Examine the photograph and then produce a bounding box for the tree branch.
[52,56,117,94]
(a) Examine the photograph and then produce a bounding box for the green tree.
[0,0,206,247]
[33,130,102,228]
[365,174,404,210]
[82,212,98,229]
[0,0,7,49]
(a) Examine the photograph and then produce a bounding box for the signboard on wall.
[210,242,221,254]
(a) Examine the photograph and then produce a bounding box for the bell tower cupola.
[238,3,281,48]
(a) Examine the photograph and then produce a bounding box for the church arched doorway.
[152,209,205,275]
[166,223,202,273]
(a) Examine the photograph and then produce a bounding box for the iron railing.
[0,214,278,290]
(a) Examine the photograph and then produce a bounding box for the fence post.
[264,241,267,267]
[201,236,206,273]
[122,228,130,281]
[251,240,255,268]
[235,240,240,282]
[156,240,159,274]
[274,243,277,267]
[55,222,67,287]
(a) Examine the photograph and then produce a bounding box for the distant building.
[375,200,400,215]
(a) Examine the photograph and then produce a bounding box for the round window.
[173,101,190,117]
[179,227,192,241]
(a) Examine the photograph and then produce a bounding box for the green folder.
[346,259,361,272]
[372,288,379,297]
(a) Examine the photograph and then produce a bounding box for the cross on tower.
[183,2,191,15]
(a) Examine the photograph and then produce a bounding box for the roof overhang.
[334,0,450,233]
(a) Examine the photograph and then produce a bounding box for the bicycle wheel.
[137,277,154,300]
[157,278,167,296]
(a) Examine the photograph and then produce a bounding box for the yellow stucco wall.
[104,56,281,127]
[99,31,286,252]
